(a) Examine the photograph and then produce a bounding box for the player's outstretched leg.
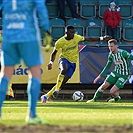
[86,87,104,103]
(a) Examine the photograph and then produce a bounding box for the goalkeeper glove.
[44,31,52,52]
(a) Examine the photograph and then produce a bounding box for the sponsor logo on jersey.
[115,59,123,65]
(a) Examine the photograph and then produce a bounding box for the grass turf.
[1,100,133,127]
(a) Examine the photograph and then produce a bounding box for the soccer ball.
[72,91,84,101]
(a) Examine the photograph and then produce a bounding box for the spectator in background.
[104,1,120,40]
[57,0,80,21]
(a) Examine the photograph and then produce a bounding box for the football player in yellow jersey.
[41,25,111,103]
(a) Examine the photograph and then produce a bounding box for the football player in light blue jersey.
[0,0,52,124]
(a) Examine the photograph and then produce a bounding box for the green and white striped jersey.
[100,49,133,76]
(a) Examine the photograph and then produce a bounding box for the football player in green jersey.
[86,39,133,103]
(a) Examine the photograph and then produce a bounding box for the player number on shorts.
[12,0,17,10]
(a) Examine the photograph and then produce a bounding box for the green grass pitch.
[0,100,133,132]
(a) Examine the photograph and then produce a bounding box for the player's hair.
[65,25,74,32]
[108,39,117,45]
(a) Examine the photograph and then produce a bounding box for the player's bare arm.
[93,75,101,83]
[47,48,58,70]
[93,60,112,83]
[84,35,112,42]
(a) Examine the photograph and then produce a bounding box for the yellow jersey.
[55,34,84,63]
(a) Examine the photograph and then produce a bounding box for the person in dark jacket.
[104,1,120,40]
[57,0,80,21]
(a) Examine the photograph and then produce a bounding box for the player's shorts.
[1,40,43,67]
[105,71,130,88]
[59,58,76,78]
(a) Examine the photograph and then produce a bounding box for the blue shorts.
[59,58,76,78]
[1,41,43,67]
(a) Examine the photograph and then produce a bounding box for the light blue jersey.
[0,0,49,43]
[0,0,50,67]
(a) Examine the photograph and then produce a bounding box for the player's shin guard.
[0,76,10,117]
[27,77,41,118]
[93,87,104,101]
[55,74,64,91]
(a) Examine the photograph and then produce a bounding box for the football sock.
[114,95,121,101]
[93,87,104,101]
[0,76,10,117]
[46,74,64,98]
[27,77,41,118]
[46,85,56,98]
[55,74,64,91]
